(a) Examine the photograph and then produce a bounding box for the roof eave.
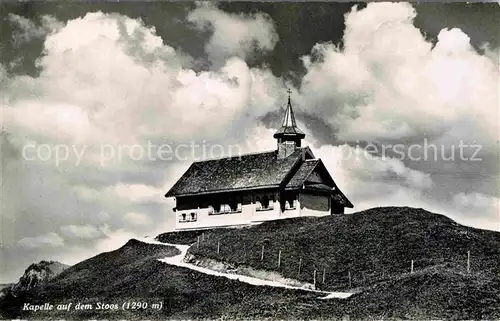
[166,184,281,198]
[273,131,306,139]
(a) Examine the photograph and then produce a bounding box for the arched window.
[191,212,197,221]
[181,213,187,221]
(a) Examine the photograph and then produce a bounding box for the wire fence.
[192,234,481,291]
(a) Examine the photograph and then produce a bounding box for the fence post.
[411,260,414,274]
[313,269,317,289]
[278,250,281,268]
[348,270,352,288]
[197,236,200,249]
[261,245,265,261]
[298,258,302,277]
[217,241,220,254]
[322,268,326,284]
[467,251,470,274]
[202,233,204,241]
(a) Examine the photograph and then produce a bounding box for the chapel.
[165,92,353,230]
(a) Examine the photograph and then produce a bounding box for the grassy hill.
[0,239,318,320]
[1,207,499,320]
[159,206,500,319]
[342,265,500,320]
[178,207,499,290]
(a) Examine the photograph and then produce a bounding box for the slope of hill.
[1,207,498,320]
[179,207,499,289]
[158,206,500,319]
[0,239,319,320]
[340,265,500,320]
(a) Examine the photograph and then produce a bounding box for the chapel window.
[262,195,270,208]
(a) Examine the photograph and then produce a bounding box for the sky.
[1,1,499,283]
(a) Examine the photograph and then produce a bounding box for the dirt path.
[139,237,353,299]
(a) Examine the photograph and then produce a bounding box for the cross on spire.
[273,89,305,138]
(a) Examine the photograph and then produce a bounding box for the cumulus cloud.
[2,10,285,178]
[3,12,282,154]
[0,9,285,282]
[293,2,498,230]
[8,14,62,45]
[187,2,278,66]
[18,233,64,249]
[60,224,103,240]
[299,3,498,151]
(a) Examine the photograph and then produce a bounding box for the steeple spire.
[274,89,305,158]
[282,89,297,128]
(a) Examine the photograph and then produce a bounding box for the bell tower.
[274,89,306,159]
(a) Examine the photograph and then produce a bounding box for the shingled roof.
[165,147,314,197]
[285,159,320,189]
[285,159,354,208]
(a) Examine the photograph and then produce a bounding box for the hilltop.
[0,260,69,300]
[159,206,500,319]
[1,207,499,320]
[167,207,499,289]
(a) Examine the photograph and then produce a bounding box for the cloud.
[60,225,103,240]
[1,9,285,282]
[313,143,433,207]
[7,14,62,45]
[294,2,498,231]
[434,192,500,231]
[299,3,498,150]
[112,183,165,203]
[3,12,282,151]
[187,2,278,66]
[73,183,165,204]
[452,192,500,215]
[123,212,153,227]
[17,233,64,249]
